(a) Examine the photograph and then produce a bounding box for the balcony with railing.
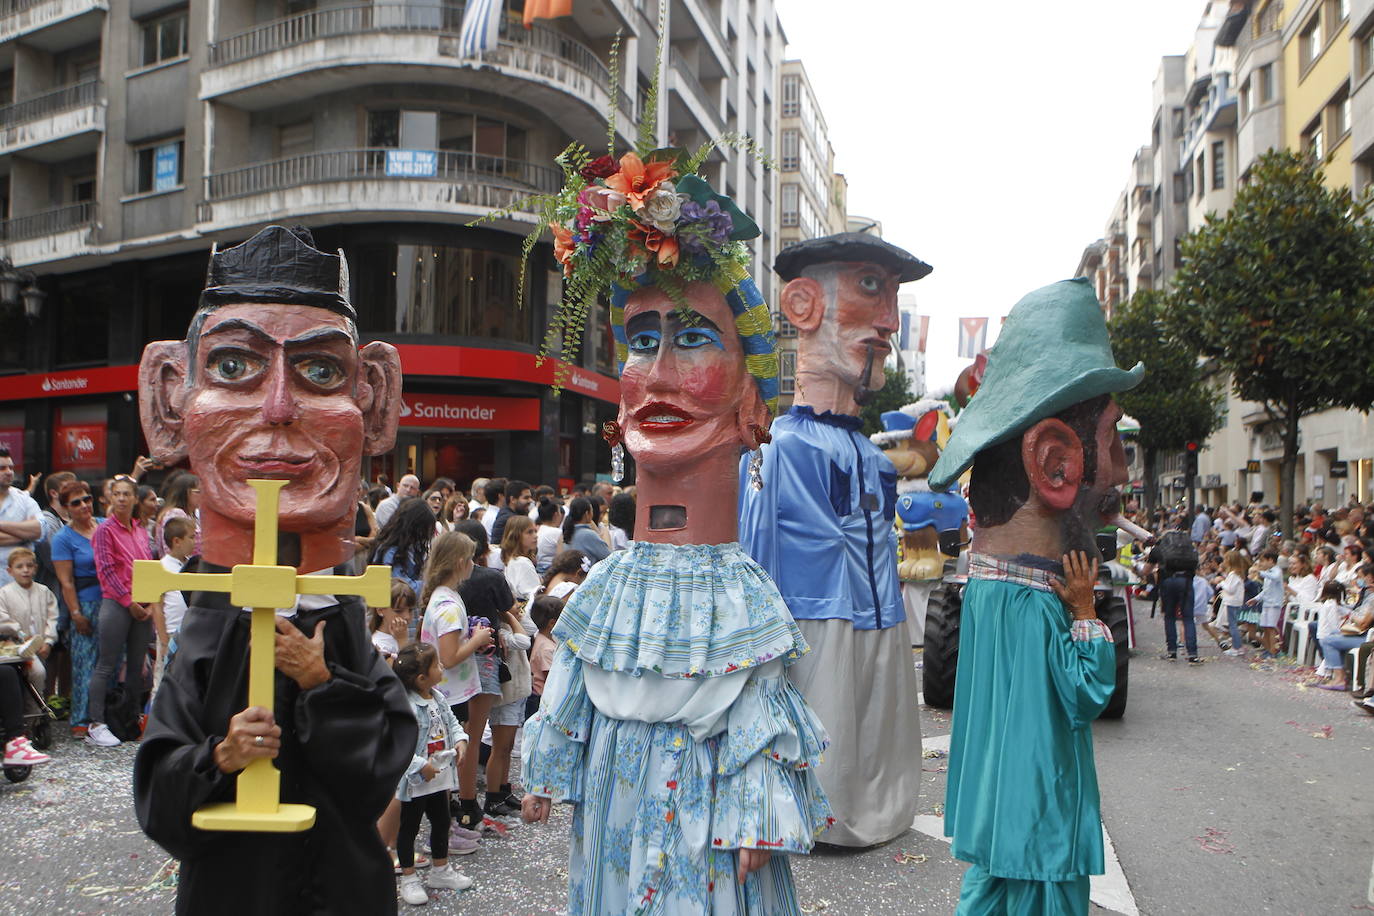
[0,79,102,157]
[668,48,723,140]
[0,201,96,266]
[1178,72,1237,161]
[198,148,560,231]
[203,4,633,147]
[678,0,731,75]
[0,0,106,44]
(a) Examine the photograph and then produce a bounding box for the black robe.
[133,565,417,915]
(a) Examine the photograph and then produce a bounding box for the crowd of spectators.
[0,444,638,902]
[1120,497,1374,715]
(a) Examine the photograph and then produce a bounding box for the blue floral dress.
[522,541,833,915]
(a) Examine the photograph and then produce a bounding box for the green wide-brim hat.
[929,277,1144,491]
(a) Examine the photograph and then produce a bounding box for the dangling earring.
[603,420,625,483]
[748,424,772,490]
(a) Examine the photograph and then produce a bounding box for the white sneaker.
[399,874,428,906]
[1224,648,1244,657]
[425,863,473,891]
[84,723,121,747]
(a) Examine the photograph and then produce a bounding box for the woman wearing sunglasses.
[49,480,102,736]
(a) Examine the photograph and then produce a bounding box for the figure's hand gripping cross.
[132,479,392,833]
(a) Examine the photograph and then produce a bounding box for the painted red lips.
[633,401,695,432]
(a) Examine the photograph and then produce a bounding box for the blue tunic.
[945,555,1116,883]
[737,406,904,631]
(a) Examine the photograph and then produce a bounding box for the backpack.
[1157,530,1198,574]
[103,683,145,743]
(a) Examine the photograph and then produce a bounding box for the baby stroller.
[1,655,55,784]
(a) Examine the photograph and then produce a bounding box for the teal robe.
[944,558,1116,882]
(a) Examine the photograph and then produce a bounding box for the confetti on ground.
[922,748,946,759]
[893,851,929,865]
[800,898,831,913]
[1195,827,1234,855]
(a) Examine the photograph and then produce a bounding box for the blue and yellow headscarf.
[609,258,780,416]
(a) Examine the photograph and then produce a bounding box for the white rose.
[639,182,685,233]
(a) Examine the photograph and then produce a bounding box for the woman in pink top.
[86,476,153,748]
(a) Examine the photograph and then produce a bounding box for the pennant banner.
[918,315,930,353]
[459,0,501,56]
[958,317,988,359]
[524,0,573,28]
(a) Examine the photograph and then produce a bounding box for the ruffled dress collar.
[554,541,809,678]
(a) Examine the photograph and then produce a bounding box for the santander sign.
[398,394,539,431]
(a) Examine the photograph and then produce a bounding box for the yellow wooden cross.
[132,478,391,833]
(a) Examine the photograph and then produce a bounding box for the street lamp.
[0,256,43,321]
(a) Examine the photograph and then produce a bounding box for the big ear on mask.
[1021,418,1084,513]
[138,341,189,465]
[780,277,825,333]
[358,341,402,456]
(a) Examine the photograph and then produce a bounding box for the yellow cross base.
[132,479,392,834]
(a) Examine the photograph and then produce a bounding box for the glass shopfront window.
[353,243,534,343]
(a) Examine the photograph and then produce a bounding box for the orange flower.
[629,221,680,268]
[604,152,676,212]
[550,222,576,276]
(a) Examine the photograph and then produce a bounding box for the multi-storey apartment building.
[773,56,846,402]
[1086,0,1374,508]
[0,0,785,485]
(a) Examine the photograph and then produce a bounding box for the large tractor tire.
[921,579,962,709]
[1097,595,1130,720]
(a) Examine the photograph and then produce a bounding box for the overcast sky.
[772,0,1210,393]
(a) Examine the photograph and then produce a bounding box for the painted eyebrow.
[625,312,662,335]
[199,318,353,349]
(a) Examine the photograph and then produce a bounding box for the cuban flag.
[459,0,501,57]
[957,317,988,359]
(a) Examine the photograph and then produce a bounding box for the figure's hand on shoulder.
[215,706,281,774]
[1052,551,1099,620]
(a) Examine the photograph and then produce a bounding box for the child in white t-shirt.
[150,516,195,695]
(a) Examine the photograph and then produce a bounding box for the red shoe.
[70,725,87,738]
[4,736,51,766]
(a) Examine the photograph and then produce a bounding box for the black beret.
[200,225,354,318]
[773,232,933,283]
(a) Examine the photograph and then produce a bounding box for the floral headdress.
[474,4,778,412]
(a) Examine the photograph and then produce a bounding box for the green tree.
[1167,150,1374,537]
[860,366,915,437]
[1108,290,1223,516]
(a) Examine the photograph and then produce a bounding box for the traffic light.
[1184,440,1199,478]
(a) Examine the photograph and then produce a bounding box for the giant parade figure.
[928,277,1144,915]
[131,225,418,915]
[515,23,833,908]
[738,232,930,847]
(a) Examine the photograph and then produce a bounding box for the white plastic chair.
[1285,602,1321,666]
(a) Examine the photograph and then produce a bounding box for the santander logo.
[41,375,88,392]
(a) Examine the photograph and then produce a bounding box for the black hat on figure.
[200,225,353,318]
[773,232,933,283]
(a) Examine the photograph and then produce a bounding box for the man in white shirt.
[0,448,41,587]
[467,477,490,518]
[374,474,420,528]
[1249,510,1275,555]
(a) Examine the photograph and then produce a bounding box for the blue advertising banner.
[153,142,180,191]
[385,150,438,178]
